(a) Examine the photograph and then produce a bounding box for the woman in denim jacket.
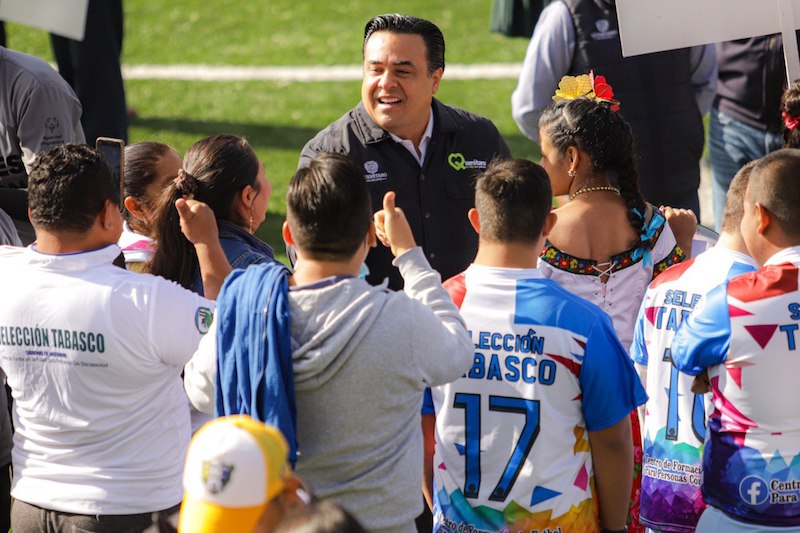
[147,134,280,296]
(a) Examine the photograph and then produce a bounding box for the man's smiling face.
[361,31,442,144]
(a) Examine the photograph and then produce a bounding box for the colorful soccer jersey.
[631,246,756,532]
[431,265,646,532]
[672,246,800,527]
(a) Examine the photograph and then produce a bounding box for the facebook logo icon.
[739,476,769,506]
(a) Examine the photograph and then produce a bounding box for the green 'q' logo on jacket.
[448,152,467,170]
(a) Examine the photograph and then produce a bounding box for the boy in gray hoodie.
[184,152,474,533]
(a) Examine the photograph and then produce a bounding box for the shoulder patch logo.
[202,460,234,494]
[195,307,213,334]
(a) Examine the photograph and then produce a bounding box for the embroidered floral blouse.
[538,209,685,351]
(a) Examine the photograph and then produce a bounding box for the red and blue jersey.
[631,246,756,532]
[430,264,646,532]
[672,246,800,527]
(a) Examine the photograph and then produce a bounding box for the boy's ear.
[367,222,377,248]
[467,208,480,234]
[755,203,771,235]
[282,220,294,246]
[542,211,557,239]
[97,200,121,235]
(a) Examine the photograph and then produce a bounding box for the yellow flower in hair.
[553,74,594,102]
[552,71,621,111]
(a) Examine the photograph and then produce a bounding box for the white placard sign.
[0,0,89,41]
[616,0,800,82]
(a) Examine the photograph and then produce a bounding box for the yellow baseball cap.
[179,415,290,533]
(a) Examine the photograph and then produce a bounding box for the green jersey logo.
[195,307,213,334]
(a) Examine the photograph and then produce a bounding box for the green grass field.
[5,1,530,65]
[4,1,537,259]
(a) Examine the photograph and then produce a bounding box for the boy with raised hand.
[672,148,800,531]
[630,162,758,533]
[185,152,473,533]
[424,158,646,533]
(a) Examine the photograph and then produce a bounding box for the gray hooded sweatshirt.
[185,247,473,532]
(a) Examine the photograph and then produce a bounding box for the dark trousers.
[50,0,128,144]
[11,499,181,533]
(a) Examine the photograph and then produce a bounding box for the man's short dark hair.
[363,14,445,75]
[475,159,552,244]
[287,153,373,261]
[721,159,757,234]
[28,144,117,233]
[749,148,800,237]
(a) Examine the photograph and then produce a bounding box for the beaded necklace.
[569,185,621,201]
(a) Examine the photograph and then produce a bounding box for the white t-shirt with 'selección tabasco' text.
[0,244,213,514]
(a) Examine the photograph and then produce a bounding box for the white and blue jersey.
[672,246,800,527]
[631,246,756,532]
[430,264,646,532]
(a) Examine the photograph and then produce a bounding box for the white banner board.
[617,0,800,82]
[0,0,89,41]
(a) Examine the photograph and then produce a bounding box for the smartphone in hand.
[96,137,125,209]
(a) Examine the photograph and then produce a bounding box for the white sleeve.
[394,248,473,387]
[511,2,575,142]
[689,44,718,116]
[147,278,215,367]
[184,317,218,414]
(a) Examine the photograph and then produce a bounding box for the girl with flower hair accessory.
[536,77,697,533]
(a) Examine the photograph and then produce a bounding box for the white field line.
[122,63,523,82]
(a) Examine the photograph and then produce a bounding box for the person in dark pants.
[50,0,128,143]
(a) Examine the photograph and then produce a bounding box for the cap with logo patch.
[179,415,290,533]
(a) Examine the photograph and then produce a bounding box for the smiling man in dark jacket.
[299,14,510,290]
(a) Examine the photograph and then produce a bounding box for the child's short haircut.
[720,159,757,234]
[474,158,552,244]
[749,148,800,237]
[287,153,373,261]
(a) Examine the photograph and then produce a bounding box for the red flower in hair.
[783,111,800,131]
[590,71,621,112]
